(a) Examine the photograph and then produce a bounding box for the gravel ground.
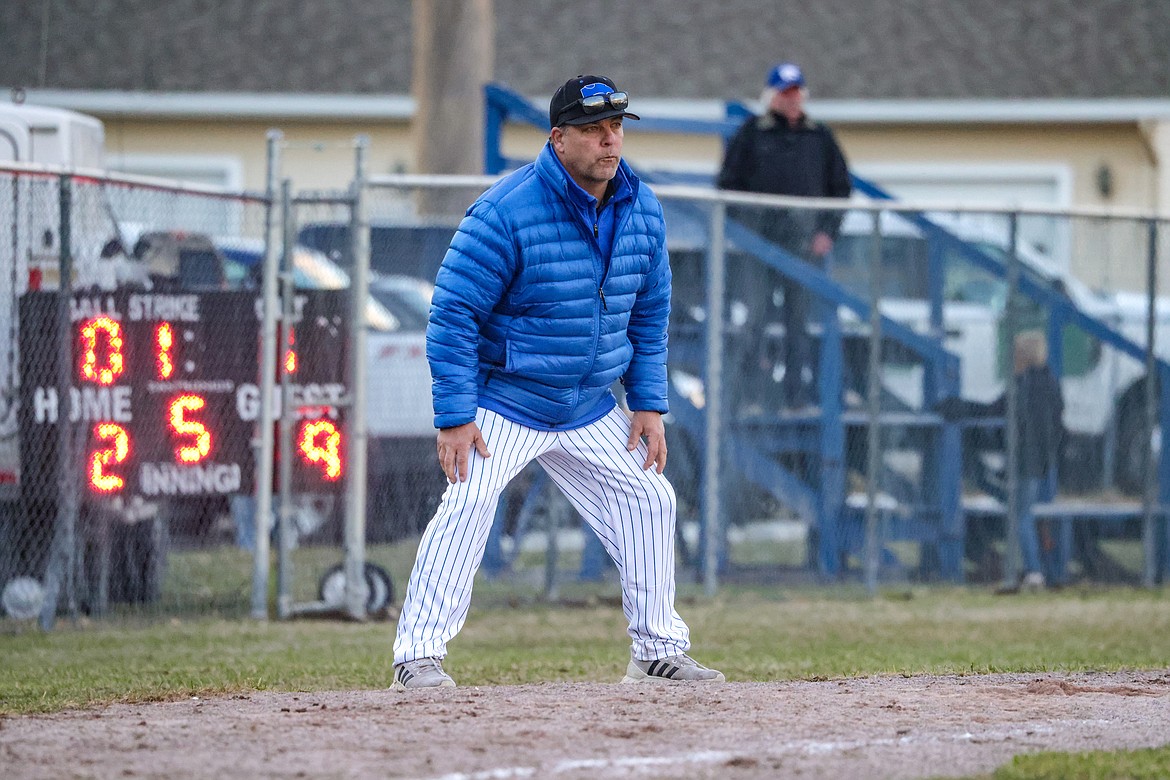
[2,669,1168,779]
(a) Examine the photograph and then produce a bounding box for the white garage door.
[854,163,1072,271]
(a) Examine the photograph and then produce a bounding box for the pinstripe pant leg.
[538,406,691,661]
[393,408,552,665]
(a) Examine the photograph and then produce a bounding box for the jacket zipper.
[594,220,608,311]
[574,215,604,416]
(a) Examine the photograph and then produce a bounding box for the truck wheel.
[1115,403,1159,495]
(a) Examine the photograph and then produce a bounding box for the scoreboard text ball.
[18,289,351,501]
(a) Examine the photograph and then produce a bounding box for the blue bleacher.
[482,82,1170,584]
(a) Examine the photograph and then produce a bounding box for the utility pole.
[412,0,494,214]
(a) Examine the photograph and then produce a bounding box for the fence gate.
[268,183,377,620]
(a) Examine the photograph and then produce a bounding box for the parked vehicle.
[831,210,1170,494]
[1,100,111,489]
[217,238,442,540]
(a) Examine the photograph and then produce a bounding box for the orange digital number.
[155,322,174,379]
[284,325,298,375]
[169,394,211,463]
[298,419,342,481]
[80,316,125,385]
[89,422,130,493]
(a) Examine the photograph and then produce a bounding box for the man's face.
[551,116,624,192]
[770,85,806,118]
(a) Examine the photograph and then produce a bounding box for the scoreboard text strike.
[18,289,351,500]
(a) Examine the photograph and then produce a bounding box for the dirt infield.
[3,670,1168,779]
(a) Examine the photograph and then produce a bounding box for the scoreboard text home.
[18,289,351,502]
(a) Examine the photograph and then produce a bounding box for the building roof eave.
[6,89,415,121]
[9,89,1170,126]
[810,98,1170,124]
[637,97,1170,124]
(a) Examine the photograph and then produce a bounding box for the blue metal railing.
[481,81,1169,581]
[483,81,964,579]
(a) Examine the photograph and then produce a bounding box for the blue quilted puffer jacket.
[427,142,672,430]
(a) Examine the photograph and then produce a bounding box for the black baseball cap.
[549,75,641,128]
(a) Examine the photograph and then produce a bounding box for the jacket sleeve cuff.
[434,412,476,429]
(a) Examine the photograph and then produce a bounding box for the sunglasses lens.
[580,95,608,113]
[560,90,630,123]
[578,92,629,114]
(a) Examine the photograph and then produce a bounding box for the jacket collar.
[759,110,811,131]
[535,141,637,211]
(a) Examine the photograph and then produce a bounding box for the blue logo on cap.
[768,62,805,89]
[580,82,613,98]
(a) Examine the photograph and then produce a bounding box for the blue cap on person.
[766,62,805,91]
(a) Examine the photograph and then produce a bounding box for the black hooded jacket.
[717,111,852,244]
[937,365,1065,479]
[984,365,1065,479]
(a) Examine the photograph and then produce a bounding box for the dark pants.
[727,207,822,414]
[780,275,815,408]
[728,259,818,414]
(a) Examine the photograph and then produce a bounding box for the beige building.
[17,90,1170,217]
[4,1,1169,286]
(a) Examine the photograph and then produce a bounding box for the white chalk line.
[414,719,1115,780]
[418,751,735,780]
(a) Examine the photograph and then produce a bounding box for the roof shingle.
[2,0,1167,100]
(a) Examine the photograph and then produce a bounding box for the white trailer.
[1,100,107,486]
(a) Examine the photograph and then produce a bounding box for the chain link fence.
[656,191,1170,592]
[0,164,274,625]
[4,160,1168,628]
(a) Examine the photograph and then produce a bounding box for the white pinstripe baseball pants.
[393,405,692,665]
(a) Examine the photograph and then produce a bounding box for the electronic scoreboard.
[18,289,351,504]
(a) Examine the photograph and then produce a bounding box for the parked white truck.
[832,209,1170,494]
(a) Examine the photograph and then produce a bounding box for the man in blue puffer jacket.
[392,75,724,689]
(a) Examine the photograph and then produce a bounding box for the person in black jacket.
[988,331,1065,588]
[938,331,1065,588]
[718,62,852,412]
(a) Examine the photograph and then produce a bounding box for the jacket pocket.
[504,339,569,379]
[503,339,535,374]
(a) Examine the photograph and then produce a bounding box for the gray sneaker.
[622,653,725,683]
[391,657,456,690]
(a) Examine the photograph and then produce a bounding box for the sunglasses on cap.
[556,91,630,123]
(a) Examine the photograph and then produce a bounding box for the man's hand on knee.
[627,410,667,473]
[437,422,491,483]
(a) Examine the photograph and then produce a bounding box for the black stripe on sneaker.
[646,661,680,679]
[399,668,413,684]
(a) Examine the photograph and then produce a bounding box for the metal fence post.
[253,130,283,620]
[864,208,884,595]
[703,199,726,597]
[39,173,80,630]
[343,135,371,620]
[1002,211,1021,590]
[1142,218,1158,588]
[276,178,296,619]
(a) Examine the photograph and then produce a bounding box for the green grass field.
[2,543,1168,778]
[3,582,1168,715]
